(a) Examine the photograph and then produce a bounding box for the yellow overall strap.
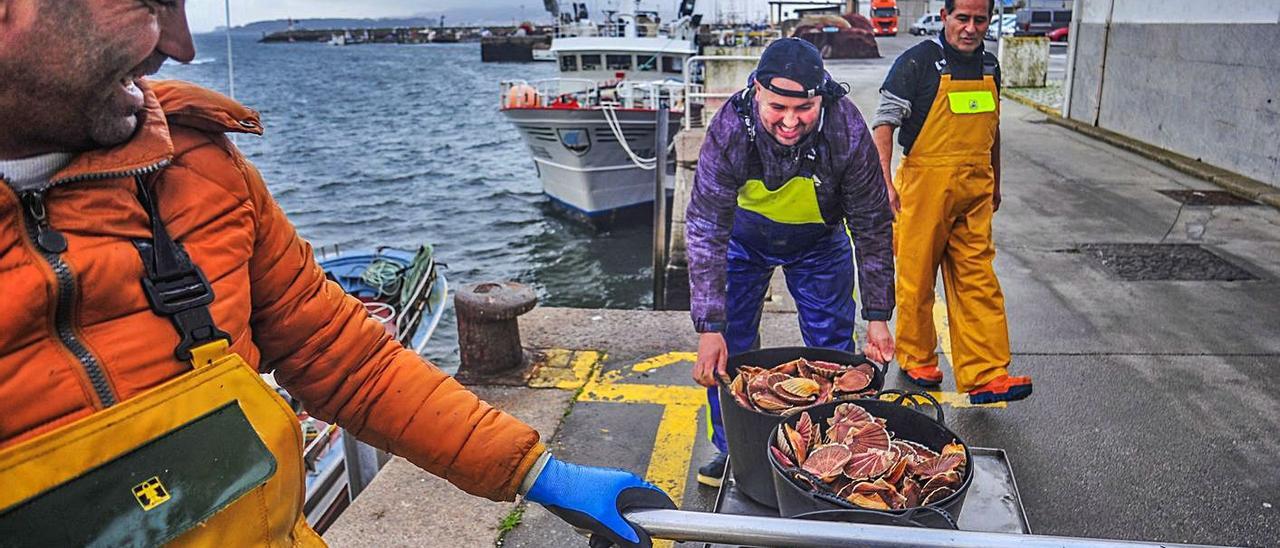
[902,73,999,164]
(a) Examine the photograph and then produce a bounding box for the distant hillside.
[232,18,436,34]
[227,7,554,34]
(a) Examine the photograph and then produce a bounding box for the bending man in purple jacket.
[685,39,896,487]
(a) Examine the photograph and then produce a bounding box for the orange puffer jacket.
[0,80,543,501]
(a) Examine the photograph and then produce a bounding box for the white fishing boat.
[500,0,703,224]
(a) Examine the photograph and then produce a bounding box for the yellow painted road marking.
[926,389,1004,409]
[544,351,698,548]
[580,381,704,407]
[641,402,701,548]
[528,349,603,389]
[931,294,1006,409]
[643,404,701,505]
[932,295,952,358]
[597,351,697,384]
[575,352,705,511]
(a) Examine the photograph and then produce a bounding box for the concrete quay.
[326,35,1280,547]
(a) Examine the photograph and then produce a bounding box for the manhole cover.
[1157,190,1258,206]
[1078,243,1257,281]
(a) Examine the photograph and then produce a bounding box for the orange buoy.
[506,84,539,108]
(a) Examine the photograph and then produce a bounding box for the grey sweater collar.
[0,153,74,193]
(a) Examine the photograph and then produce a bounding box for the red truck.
[870,0,899,36]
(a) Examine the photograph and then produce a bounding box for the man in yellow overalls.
[871,0,1032,404]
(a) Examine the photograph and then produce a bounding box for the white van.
[909,14,943,36]
[985,14,1018,41]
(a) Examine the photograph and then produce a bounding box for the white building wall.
[1065,0,1280,186]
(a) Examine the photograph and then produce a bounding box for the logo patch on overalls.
[947,91,996,114]
[133,476,171,511]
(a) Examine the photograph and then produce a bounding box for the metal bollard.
[454,281,538,380]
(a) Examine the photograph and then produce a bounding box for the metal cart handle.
[622,509,1225,548]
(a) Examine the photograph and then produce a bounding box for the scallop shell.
[801,444,853,481]
[784,423,810,465]
[846,492,891,510]
[807,360,846,378]
[833,369,872,393]
[844,423,891,454]
[771,358,804,376]
[911,453,964,477]
[770,444,796,468]
[751,390,792,412]
[921,485,956,506]
[843,448,893,480]
[776,377,820,398]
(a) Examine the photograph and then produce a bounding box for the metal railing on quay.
[624,509,1227,548]
[681,55,761,129]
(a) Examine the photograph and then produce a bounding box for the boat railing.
[681,55,762,130]
[708,28,784,47]
[502,78,695,111]
[612,80,696,110]
[552,19,682,39]
[501,78,598,109]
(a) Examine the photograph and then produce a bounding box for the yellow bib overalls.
[0,178,325,546]
[893,68,1012,393]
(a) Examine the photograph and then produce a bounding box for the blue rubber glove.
[524,455,675,548]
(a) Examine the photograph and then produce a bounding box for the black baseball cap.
[753,38,827,99]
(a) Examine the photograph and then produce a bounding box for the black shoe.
[696,452,728,488]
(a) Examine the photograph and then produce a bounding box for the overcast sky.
[186,0,771,33]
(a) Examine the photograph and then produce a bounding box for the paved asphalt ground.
[333,35,1279,548]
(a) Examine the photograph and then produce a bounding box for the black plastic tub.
[767,396,972,529]
[717,347,884,508]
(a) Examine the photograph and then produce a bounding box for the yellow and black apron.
[893,65,1012,393]
[0,178,323,546]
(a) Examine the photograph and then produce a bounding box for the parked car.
[985,13,1018,41]
[1047,26,1069,42]
[909,14,942,36]
[1015,8,1071,36]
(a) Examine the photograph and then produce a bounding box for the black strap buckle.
[132,176,232,363]
[134,239,232,362]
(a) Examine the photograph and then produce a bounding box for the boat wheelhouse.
[500,0,701,224]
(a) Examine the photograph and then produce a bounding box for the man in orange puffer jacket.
[0,1,671,546]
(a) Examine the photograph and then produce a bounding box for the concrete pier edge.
[1001,90,1280,210]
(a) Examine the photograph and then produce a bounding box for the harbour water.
[158,33,661,370]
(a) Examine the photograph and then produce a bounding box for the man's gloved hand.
[524,455,675,548]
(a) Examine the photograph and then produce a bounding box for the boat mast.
[223,0,235,100]
[620,0,638,38]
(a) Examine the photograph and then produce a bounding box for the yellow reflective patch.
[947,90,996,114]
[736,176,825,225]
[132,476,171,511]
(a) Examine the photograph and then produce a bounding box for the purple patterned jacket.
[685,90,895,332]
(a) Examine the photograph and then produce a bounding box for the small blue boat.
[286,244,448,532]
[316,245,449,355]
